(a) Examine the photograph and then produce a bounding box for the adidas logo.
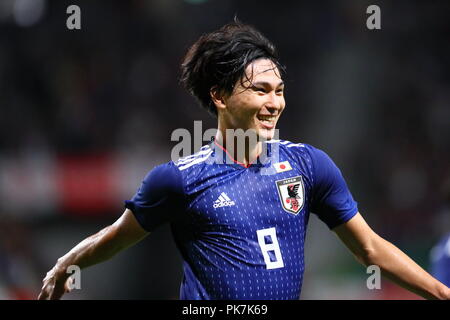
[213,192,236,208]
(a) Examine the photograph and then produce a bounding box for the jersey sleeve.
[124,161,185,232]
[307,145,358,229]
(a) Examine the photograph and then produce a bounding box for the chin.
[257,129,276,141]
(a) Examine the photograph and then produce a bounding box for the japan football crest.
[275,176,305,215]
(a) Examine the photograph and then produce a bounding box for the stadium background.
[0,0,449,299]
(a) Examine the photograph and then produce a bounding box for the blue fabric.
[308,146,359,229]
[124,162,185,232]
[431,233,450,287]
[125,140,358,299]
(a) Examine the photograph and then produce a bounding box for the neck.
[215,124,262,167]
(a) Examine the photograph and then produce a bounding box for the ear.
[210,86,227,112]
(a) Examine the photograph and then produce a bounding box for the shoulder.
[172,144,217,189]
[269,139,324,154]
[139,161,184,196]
[271,140,343,183]
[268,139,307,150]
[269,139,327,163]
[173,144,214,172]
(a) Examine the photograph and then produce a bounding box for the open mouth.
[257,115,276,129]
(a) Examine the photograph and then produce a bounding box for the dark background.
[0,0,449,299]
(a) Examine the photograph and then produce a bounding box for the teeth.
[258,116,275,121]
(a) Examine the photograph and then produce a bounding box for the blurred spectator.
[0,214,42,299]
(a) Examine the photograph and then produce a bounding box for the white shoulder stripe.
[287,143,305,148]
[176,146,212,165]
[178,150,213,171]
[265,139,305,148]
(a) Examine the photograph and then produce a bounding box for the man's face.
[220,58,285,141]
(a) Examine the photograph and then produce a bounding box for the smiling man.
[39,20,450,300]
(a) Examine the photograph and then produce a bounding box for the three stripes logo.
[213,192,236,208]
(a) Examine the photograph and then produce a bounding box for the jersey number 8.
[256,227,284,269]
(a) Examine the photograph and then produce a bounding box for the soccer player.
[38,21,450,300]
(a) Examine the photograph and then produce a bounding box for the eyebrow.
[251,81,285,87]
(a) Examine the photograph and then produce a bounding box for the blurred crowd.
[0,0,449,299]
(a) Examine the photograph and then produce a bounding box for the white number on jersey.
[256,227,284,269]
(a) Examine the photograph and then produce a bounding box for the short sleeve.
[124,161,185,232]
[307,145,358,229]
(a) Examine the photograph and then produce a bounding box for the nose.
[264,92,283,114]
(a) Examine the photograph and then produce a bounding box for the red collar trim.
[213,140,257,168]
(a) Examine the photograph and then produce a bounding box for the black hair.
[180,19,285,117]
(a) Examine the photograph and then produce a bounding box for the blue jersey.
[430,233,450,287]
[125,140,358,300]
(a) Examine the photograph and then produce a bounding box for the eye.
[253,86,265,92]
